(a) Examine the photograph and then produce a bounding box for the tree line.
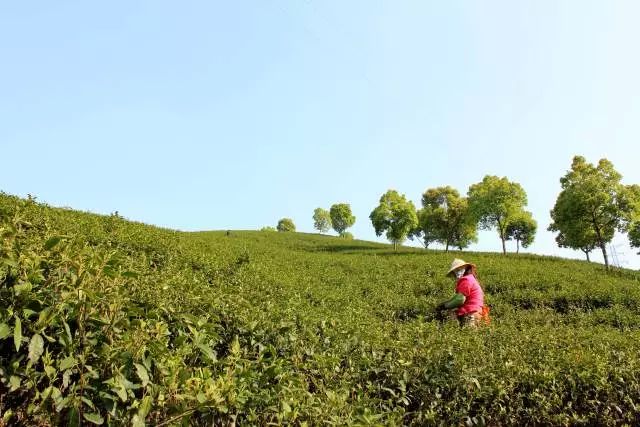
[271,156,640,270]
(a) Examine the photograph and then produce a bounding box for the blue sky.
[2,1,639,268]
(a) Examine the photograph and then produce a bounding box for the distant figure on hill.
[436,259,490,327]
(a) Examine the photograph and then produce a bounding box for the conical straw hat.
[446,258,475,276]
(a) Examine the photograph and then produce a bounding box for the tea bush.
[1,193,640,425]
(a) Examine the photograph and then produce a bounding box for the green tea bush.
[1,193,640,425]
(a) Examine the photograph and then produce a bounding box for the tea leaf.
[28,334,44,364]
[134,363,150,386]
[60,356,76,371]
[0,323,10,339]
[44,236,62,250]
[13,317,22,352]
[83,412,104,425]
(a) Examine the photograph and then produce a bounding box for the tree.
[312,208,332,234]
[450,220,479,251]
[340,231,354,240]
[414,186,477,252]
[505,211,537,254]
[630,222,640,255]
[369,190,418,251]
[549,156,635,270]
[260,226,276,232]
[550,222,600,262]
[277,218,296,232]
[468,175,528,254]
[329,203,355,235]
[408,208,439,249]
[625,184,640,254]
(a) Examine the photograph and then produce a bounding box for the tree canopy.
[312,208,332,234]
[412,186,477,252]
[468,175,528,254]
[549,217,602,262]
[330,203,356,235]
[625,184,640,255]
[277,218,296,232]
[630,223,640,255]
[369,190,418,251]
[549,156,634,270]
[505,211,537,254]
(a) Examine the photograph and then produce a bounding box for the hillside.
[1,193,640,425]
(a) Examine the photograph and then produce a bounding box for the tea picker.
[436,259,490,327]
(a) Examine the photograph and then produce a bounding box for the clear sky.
[2,1,639,268]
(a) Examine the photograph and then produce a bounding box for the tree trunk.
[501,236,506,255]
[516,239,520,254]
[583,250,591,262]
[394,242,397,252]
[498,219,506,254]
[599,241,609,270]
[592,220,609,270]
[445,241,449,253]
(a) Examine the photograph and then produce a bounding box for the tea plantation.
[2,193,640,425]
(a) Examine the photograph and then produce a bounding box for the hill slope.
[1,193,640,425]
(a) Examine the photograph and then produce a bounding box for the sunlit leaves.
[549,156,631,269]
[330,203,356,235]
[28,334,44,364]
[313,208,332,234]
[13,317,22,352]
[277,218,296,232]
[468,175,529,254]
[2,191,640,426]
[369,190,418,250]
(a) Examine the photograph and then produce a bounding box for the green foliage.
[370,190,418,251]
[505,211,537,253]
[413,187,477,252]
[312,208,332,234]
[468,175,528,254]
[260,226,276,232]
[549,156,632,269]
[276,218,296,232]
[549,216,601,262]
[329,203,355,235]
[626,185,640,254]
[629,222,640,255]
[2,192,640,425]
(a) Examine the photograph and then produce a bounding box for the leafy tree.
[630,222,640,255]
[369,190,418,251]
[340,231,354,240]
[450,221,479,251]
[408,209,438,249]
[549,156,635,270]
[505,211,537,254]
[312,208,332,234]
[260,226,276,232]
[330,203,356,235]
[548,201,611,263]
[549,174,638,264]
[626,184,640,254]
[468,175,528,254]
[414,187,477,252]
[277,218,296,232]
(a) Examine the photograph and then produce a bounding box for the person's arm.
[437,293,466,310]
